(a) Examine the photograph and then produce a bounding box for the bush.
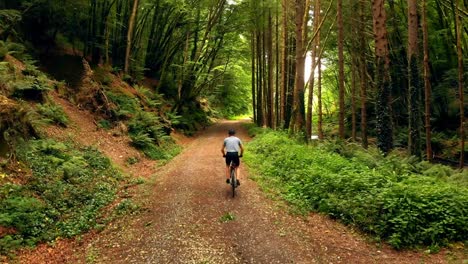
[245,130,468,249]
[0,139,123,254]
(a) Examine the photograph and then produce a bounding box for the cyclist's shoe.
[236,179,240,186]
[226,179,230,184]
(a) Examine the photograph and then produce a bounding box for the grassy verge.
[0,139,124,255]
[244,129,468,250]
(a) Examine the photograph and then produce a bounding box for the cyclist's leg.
[233,154,240,182]
[225,165,230,180]
[225,154,232,182]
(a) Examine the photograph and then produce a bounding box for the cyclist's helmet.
[228,129,236,135]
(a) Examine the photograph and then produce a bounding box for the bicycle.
[229,160,238,197]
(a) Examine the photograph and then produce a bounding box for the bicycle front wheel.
[230,168,236,197]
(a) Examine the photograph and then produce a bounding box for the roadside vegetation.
[0,140,124,255]
[0,44,177,255]
[244,126,468,250]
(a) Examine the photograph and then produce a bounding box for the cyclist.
[221,128,244,185]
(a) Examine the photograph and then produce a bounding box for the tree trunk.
[372,0,393,154]
[275,2,280,129]
[290,0,306,133]
[256,30,264,126]
[280,0,289,128]
[455,0,465,168]
[318,56,323,139]
[285,34,296,129]
[251,29,257,123]
[267,7,274,128]
[337,0,345,139]
[422,0,433,161]
[262,23,268,127]
[124,0,139,74]
[359,0,368,148]
[306,0,320,140]
[351,59,357,141]
[408,0,422,158]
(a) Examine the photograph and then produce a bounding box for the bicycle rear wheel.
[230,167,236,197]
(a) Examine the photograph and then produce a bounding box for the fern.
[130,131,154,149]
[134,85,162,108]
[0,41,26,60]
[36,103,69,127]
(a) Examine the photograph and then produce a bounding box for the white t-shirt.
[224,136,242,153]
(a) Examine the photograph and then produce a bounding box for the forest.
[0,0,467,260]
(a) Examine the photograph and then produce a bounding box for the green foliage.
[128,111,166,145]
[219,212,236,222]
[245,130,468,249]
[105,91,140,119]
[177,104,212,135]
[208,64,251,118]
[0,99,42,150]
[114,199,139,216]
[93,67,112,85]
[128,111,179,160]
[125,156,139,165]
[129,131,154,149]
[36,102,69,127]
[10,74,51,101]
[97,119,112,130]
[134,85,163,108]
[0,10,22,40]
[0,42,9,59]
[0,139,123,254]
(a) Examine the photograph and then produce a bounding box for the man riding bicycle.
[221,128,244,185]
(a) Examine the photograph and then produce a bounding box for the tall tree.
[251,29,257,122]
[422,0,432,161]
[280,0,290,128]
[359,0,368,148]
[407,0,422,158]
[351,59,357,141]
[267,6,274,127]
[318,55,323,139]
[124,0,139,74]
[290,0,307,133]
[337,0,345,139]
[455,0,465,168]
[306,0,319,140]
[372,0,393,154]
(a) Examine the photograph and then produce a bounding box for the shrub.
[245,130,468,249]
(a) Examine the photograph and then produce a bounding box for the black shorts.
[225,152,240,167]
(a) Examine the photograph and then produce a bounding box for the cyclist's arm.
[221,143,226,156]
[239,143,244,157]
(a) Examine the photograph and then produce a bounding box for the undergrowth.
[105,89,181,160]
[244,129,468,249]
[36,102,69,127]
[0,139,123,254]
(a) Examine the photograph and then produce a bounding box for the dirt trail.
[16,118,460,263]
